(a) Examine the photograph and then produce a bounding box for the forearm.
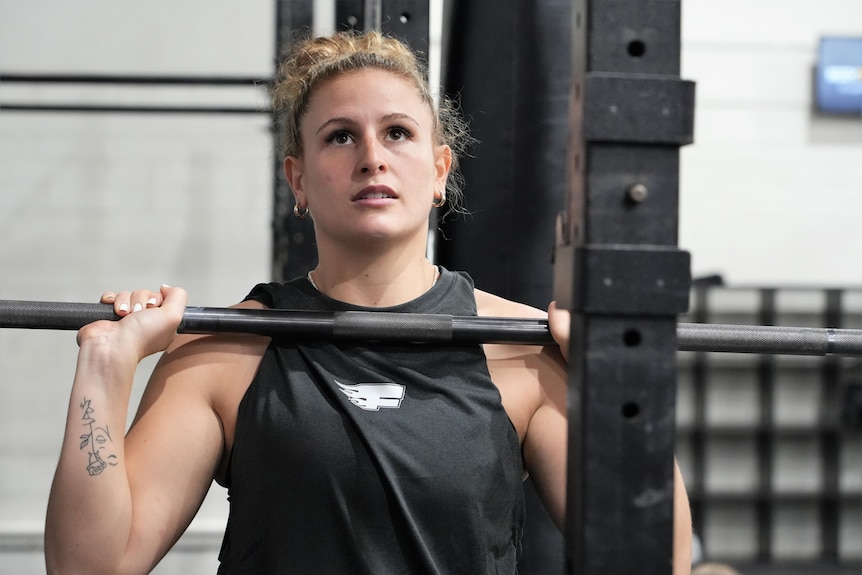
[45,345,139,574]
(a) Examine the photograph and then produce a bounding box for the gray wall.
[0,1,274,572]
[679,1,862,285]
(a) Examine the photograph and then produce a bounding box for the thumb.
[157,284,188,329]
[547,301,571,363]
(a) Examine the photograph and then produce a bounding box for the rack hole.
[628,40,646,58]
[623,329,642,347]
[400,12,410,24]
[622,402,640,420]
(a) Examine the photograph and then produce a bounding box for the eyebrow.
[315,113,421,135]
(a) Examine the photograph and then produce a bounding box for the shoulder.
[161,298,270,365]
[159,298,270,396]
[473,289,560,368]
[474,289,557,365]
[474,288,547,320]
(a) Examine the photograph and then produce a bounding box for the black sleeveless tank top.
[217,268,525,574]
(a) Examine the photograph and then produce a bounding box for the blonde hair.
[271,30,472,214]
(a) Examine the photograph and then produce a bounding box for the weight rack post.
[554,1,695,573]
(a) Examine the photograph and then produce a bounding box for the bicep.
[119,336,246,569]
[521,347,568,532]
[475,291,570,529]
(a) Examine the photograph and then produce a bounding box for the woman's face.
[285,68,450,248]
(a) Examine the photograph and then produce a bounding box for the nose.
[357,135,387,175]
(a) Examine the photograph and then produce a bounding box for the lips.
[352,185,397,202]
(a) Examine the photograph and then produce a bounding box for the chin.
[326,216,426,246]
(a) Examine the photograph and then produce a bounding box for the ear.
[284,155,306,206]
[433,145,452,198]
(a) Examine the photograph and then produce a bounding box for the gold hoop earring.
[432,194,446,208]
[293,204,309,219]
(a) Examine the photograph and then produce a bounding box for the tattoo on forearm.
[79,398,118,476]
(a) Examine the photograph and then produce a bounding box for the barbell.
[2,299,861,357]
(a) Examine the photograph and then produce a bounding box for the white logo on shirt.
[335,381,405,411]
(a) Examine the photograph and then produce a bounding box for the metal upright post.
[273,0,316,281]
[380,0,430,61]
[554,1,695,573]
[336,0,429,60]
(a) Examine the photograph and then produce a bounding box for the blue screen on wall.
[816,36,862,114]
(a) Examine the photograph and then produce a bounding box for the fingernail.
[119,303,129,312]
[161,283,171,288]
[146,297,157,306]
[132,303,143,313]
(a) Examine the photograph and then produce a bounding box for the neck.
[309,243,438,307]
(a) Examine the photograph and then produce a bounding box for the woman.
[45,31,691,573]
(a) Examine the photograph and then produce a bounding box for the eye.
[326,130,353,146]
[387,126,412,141]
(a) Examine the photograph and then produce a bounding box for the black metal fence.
[678,284,862,574]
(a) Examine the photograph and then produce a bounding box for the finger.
[109,289,160,316]
[144,288,165,309]
[111,291,132,316]
[100,291,116,304]
[129,289,161,313]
